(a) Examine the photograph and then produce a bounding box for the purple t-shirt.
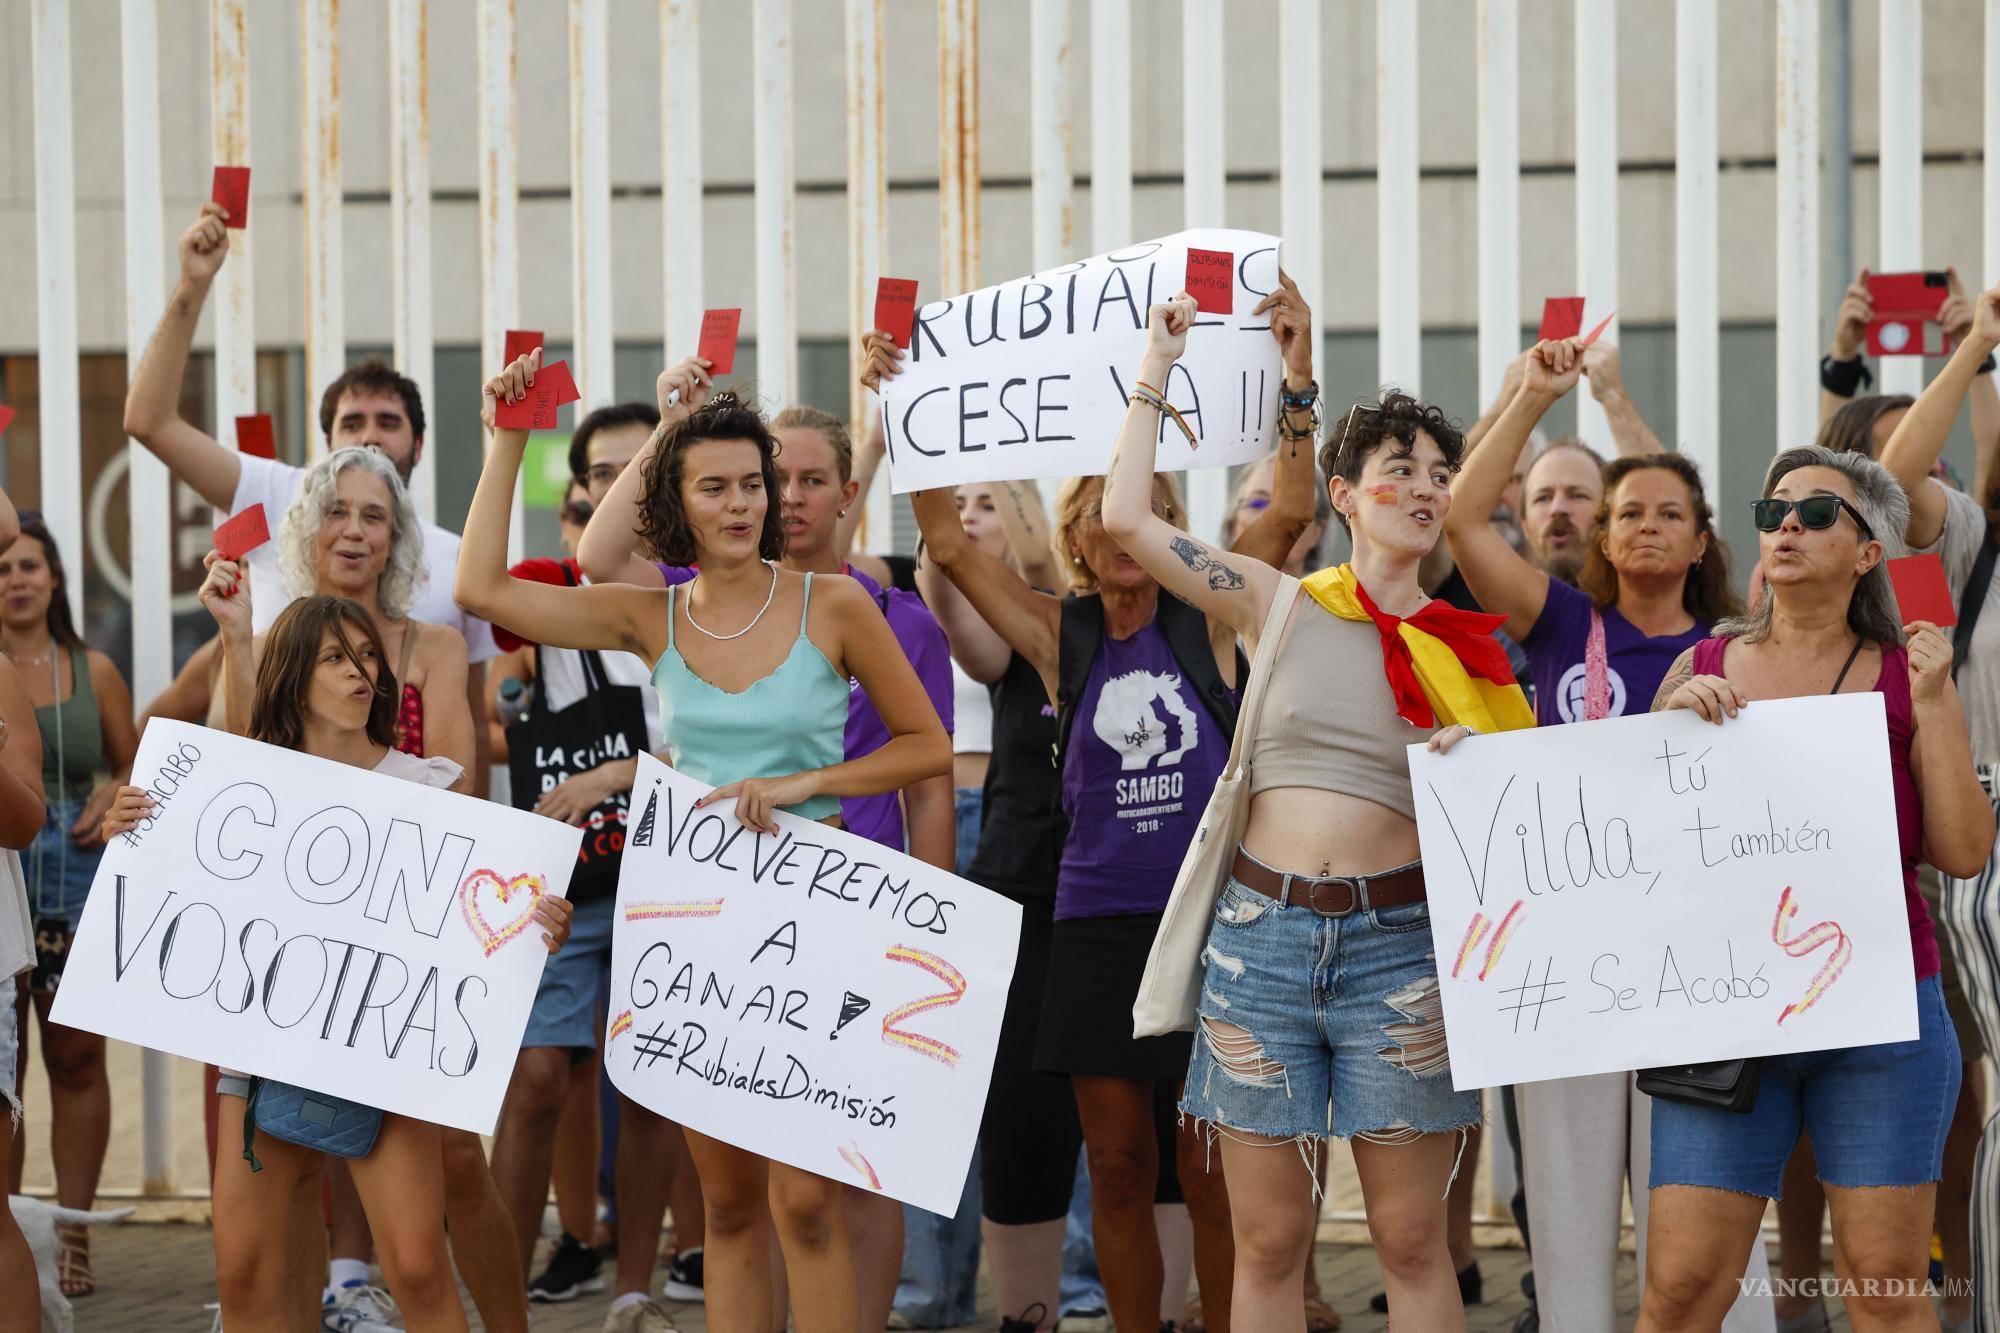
[1057,620,1228,921]
[655,563,954,850]
[1520,579,1709,725]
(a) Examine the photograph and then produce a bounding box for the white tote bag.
[1132,574,1301,1037]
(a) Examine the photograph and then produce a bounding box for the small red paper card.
[213,504,270,561]
[1184,249,1234,315]
[1888,553,1958,628]
[211,166,251,228]
[0,405,14,440]
[1539,297,1585,342]
[504,329,543,367]
[1581,310,1616,348]
[235,414,276,460]
[495,359,581,431]
[875,278,919,349]
[698,309,742,376]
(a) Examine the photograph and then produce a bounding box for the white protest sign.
[606,754,1021,1215]
[51,720,578,1135]
[879,229,1285,493]
[1407,694,1918,1090]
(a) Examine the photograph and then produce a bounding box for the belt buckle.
[1304,876,1359,917]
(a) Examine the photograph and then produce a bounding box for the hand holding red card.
[875,279,919,349]
[504,330,543,366]
[235,414,276,460]
[494,359,581,431]
[1539,297,1586,342]
[1184,249,1234,315]
[0,405,13,440]
[699,309,742,376]
[1581,310,1616,348]
[213,504,270,561]
[212,167,251,228]
[1888,553,1958,628]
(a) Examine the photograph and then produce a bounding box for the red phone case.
[1866,272,1951,357]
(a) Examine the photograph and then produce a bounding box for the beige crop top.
[1245,598,1437,820]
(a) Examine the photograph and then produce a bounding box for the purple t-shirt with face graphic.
[1520,578,1709,725]
[1057,620,1229,921]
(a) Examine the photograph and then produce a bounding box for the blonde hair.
[1051,473,1188,591]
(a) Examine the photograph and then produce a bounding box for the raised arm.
[1103,295,1282,639]
[835,407,887,565]
[1461,349,1530,455]
[1821,270,1874,427]
[0,658,44,850]
[1879,280,2000,549]
[121,204,246,510]
[990,478,1060,592]
[576,356,713,589]
[914,550,1013,684]
[1906,623,1997,877]
[1443,339,1583,642]
[417,627,476,794]
[1582,342,1666,458]
[0,485,19,557]
[1939,270,2000,505]
[458,353,663,659]
[197,552,257,737]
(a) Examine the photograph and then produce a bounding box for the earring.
[838,509,848,518]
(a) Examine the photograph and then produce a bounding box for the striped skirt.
[1940,765,2000,1333]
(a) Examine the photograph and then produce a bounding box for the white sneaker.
[323,1282,404,1332]
[602,1296,679,1332]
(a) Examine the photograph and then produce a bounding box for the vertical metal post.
[1676,0,1720,488]
[390,0,436,521]
[1822,0,1853,328]
[1376,0,1419,393]
[845,0,890,552]
[301,0,345,417]
[210,0,255,467]
[755,0,798,406]
[1477,0,1520,409]
[569,0,614,409]
[1030,0,1073,270]
[1776,0,1820,449]
[1573,0,1618,450]
[1089,0,1131,253]
[938,0,980,295]
[1989,0,2000,284]
[30,0,81,624]
[477,0,524,561]
[1179,0,1226,542]
[663,0,704,361]
[1280,0,1322,382]
[1877,0,1922,397]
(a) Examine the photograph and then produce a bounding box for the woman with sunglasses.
[1873,278,2000,1333]
[1634,446,1994,1332]
[1443,336,1764,1333]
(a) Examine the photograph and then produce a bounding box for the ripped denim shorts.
[1180,870,1481,1145]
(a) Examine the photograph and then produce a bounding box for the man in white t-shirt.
[124,203,498,797]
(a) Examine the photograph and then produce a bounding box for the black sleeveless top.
[966,652,1063,901]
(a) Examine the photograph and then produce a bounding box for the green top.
[34,647,102,803]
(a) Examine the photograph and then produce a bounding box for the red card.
[211,166,251,228]
[698,309,741,376]
[1888,553,1958,628]
[875,279,919,349]
[1184,249,1234,315]
[504,329,543,366]
[213,504,270,561]
[1581,310,1616,348]
[0,405,13,440]
[494,359,581,431]
[1539,297,1585,342]
[235,414,275,460]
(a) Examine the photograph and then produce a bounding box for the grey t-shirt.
[1911,480,2000,766]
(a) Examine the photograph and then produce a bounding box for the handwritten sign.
[1407,695,1917,1090]
[605,755,1020,1214]
[494,359,581,431]
[50,720,579,1135]
[877,229,1284,493]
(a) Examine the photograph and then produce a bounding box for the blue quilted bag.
[241,1077,385,1171]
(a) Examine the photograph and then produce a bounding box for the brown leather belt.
[1228,849,1426,917]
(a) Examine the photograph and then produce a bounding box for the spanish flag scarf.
[1300,563,1536,734]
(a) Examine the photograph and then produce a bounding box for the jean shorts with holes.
[1180,871,1481,1144]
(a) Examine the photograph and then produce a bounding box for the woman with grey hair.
[267,446,474,791]
[1636,444,1995,1333]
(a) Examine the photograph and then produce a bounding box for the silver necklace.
[684,562,780,641]
[5,644,53,669]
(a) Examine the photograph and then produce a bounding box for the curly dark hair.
[1317,390,1467,533]
[634,392,788,566]
[1578,453,1744,624]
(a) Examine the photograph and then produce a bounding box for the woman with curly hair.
[458,351,949,1333]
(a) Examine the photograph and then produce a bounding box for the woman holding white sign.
[458,353,950,1333]
[1092,293,1530,1331]
[1633,445,1995,1333]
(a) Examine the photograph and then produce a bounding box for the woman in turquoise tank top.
[460,351,950,1333]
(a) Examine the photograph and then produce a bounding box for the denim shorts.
[0,976,18,1124]
[27,795,103,991]
[521,894,615,1052]
[1649,972,1962,1197]
[1180,871,1481,1144]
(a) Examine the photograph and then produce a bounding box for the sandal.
[1302,1296,1342,1332]
[57,1222,94,1298]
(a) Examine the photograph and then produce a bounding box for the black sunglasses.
[1750,495,1874,540]
[560,499,595,526]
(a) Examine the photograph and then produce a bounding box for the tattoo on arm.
[1169,535,1248,592]
[1651,650,1695,712]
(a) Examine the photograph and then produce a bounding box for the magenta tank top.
[1692,636,1938,980]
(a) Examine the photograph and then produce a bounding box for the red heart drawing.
[458,868,547,958]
